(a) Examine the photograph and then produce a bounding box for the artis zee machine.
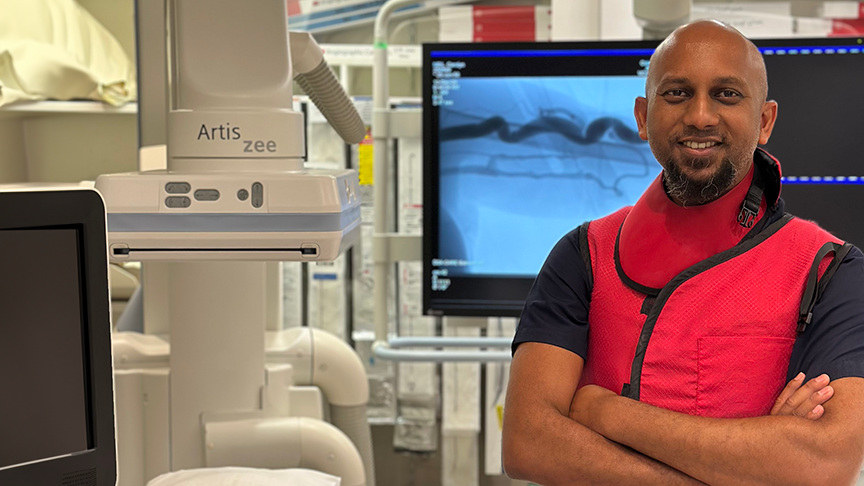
[97,1,375,485]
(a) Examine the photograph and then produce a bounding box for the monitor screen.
[758,40,864,246]
[423,38,864,317]
[0,228,91,469]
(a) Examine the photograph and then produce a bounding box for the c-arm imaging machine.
[97,1,375,485]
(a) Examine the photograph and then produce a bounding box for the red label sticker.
[287,0,302,17]
[472,6,536,43]
[831,18,864,36]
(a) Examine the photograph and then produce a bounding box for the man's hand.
[567,376,864,486]
[571,373,835,431]
[770,372,834,420]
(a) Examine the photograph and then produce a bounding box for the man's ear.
[634,97,649,141]
[758,100,778,145]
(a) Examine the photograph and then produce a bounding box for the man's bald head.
[647,20,768,102]
[633,18,779,206]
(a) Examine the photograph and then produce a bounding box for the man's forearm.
[505,409,705,486]
[591,395,855,486]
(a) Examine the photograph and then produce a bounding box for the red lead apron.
[578,205,842,418]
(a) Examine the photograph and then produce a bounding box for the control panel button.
[194,189,220,201]
[165,196,191,208]
[165,182,191,194]
[237,189,249,201]
[251,182,264,208]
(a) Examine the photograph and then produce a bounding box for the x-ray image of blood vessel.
[438,77,660,277]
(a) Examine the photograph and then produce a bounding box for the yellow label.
[358,137,373,185]
[496,405,504,431]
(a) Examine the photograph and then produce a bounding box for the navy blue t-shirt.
[513,199,864,384]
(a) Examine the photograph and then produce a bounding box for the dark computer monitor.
[755,39,864,248]
[0,188,116,485]
[423,37,864,317]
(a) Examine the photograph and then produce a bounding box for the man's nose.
[682,93,720,130]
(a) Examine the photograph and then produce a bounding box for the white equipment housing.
[96,0,365,262]
[98,170,359,261]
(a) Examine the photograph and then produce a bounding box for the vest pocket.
[696,336,795,418]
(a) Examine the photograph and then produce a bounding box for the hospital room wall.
[0,114,138,184]
[0,121,27,182]
[76,0,136,61]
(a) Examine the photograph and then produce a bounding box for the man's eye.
[718,89,740,98]
[665,89,687,97]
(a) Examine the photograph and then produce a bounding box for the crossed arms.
[502,343,864,486]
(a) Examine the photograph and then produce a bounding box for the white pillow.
[147,467,341,486]
[0,0,136,107]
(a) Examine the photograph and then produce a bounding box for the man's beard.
[663,156,738,206]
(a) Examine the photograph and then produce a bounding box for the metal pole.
[372,0,425,345]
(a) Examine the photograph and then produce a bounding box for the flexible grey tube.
[295,73,335,129]
[331,405,376,486]
[296,60,367,144]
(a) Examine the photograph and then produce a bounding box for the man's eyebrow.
[656,77,690,87]
[655,76,750,92]
[714,76,747,86]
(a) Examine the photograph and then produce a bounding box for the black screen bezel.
[422,37,864,317]
[0,190,116,486]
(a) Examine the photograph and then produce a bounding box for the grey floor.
[371,425,529,486]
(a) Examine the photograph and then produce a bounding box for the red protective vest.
[578,162,845,418]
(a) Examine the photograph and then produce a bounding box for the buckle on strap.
[797,312,813,333]
[738,202,759,228]
[738,163,765,228]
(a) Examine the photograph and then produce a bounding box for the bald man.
[503,20,864,486]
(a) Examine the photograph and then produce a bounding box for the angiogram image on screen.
[437,76,660,277]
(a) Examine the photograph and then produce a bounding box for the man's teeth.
[683,141,718,149]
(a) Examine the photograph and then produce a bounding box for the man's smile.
[678,138,724,158]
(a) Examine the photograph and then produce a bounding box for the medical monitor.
[0,188,116,485]
[423,37,864,317]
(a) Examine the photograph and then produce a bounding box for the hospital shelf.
[0,100,138,117]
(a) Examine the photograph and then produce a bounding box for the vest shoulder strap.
[798,240,853,333]
[578,222,594,297]
[787,216,850,333]
[584,207,632,298]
